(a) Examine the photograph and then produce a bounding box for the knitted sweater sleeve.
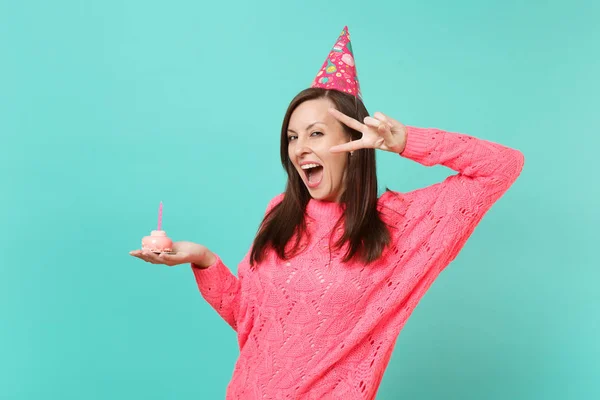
[190,194,284,332]
[380,125,525,271]
[191,253,241,331]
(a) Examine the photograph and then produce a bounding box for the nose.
[294,138,312,158]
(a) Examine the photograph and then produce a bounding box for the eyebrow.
[287,121,326,134]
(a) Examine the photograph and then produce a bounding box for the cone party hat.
[310,26,361,99]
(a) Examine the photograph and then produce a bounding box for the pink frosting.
[142,230,173,252]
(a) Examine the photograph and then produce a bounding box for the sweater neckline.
[306,198,345,219]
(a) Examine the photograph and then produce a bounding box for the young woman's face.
[287,98,351,202]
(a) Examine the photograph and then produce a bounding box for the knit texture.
[192,126,524,399]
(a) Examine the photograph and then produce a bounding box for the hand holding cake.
[140,202,173,253]
[130,202,217,268]
[130,241,216,268]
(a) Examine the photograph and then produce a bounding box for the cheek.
[326,154,348,178]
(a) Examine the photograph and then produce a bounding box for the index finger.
[328,108,365,132]
[329,139,365,153]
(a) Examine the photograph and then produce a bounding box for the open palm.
[129,241,214,267]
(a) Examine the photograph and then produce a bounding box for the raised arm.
[327,107,524,271]
[400,125,524,201]
[381,124,524,269]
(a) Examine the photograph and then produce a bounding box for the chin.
[308,188,336,202]
[307,187,324,199]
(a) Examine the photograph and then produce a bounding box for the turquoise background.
[1,0,598,398]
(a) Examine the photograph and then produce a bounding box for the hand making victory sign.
[328,108,408,154]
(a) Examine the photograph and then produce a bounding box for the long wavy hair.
[250,88,391,266]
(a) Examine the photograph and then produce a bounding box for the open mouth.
[301,163,324,188]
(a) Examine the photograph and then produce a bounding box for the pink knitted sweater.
[191,126,524,399]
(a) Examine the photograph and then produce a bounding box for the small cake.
[142,230,173,253]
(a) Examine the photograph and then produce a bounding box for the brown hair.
[250,88,391,266]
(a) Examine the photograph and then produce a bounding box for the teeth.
[301,163,321,170]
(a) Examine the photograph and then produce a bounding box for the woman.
[130,27,524,399]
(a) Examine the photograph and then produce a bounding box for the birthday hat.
[310,26,361,99]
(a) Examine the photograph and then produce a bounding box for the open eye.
[288,135,298,142]
[311,131,323,137]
